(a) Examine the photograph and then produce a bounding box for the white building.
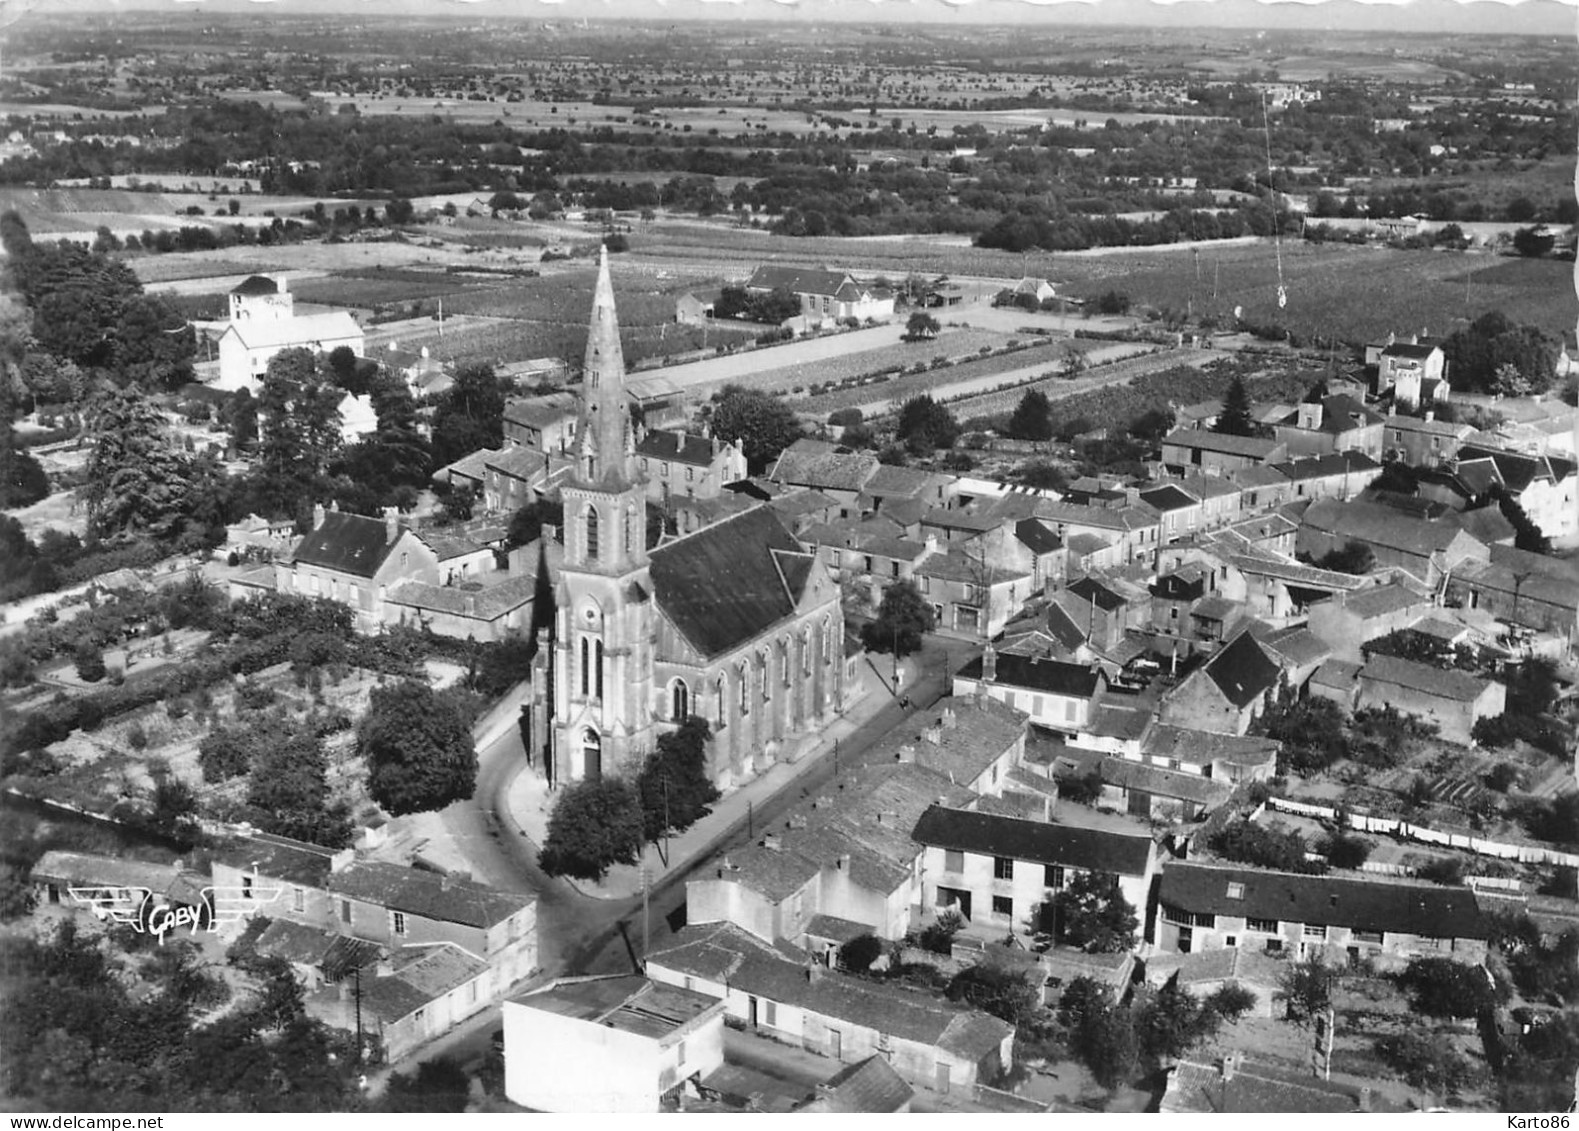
[215,311,365,394]
[503,975,725,1113]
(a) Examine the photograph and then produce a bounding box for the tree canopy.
[1442,311,1560,396]
[708,384,803,474]
[539,776,645,882]
[1049,871,1139,953]
[635,717,719,845]
[1007,389,1054,441]
[1212,376,1256,437]
[860,578,934,658]
[429,361,508,470]
[896,394,959,454]
[253,348,344,518]
[361,681,479,817]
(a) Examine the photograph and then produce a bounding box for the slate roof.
[1273,451,1381,481]
[747,265,857,298]
[1458,445,1575,493]
[290,511,407,578]
[223,311,361,350]
[1159,861,1486,939]
[1141,726,1279,768]
[1382,341,1439,359]
[1014,518,1064,556]
[1359,654,1497,704]
[1277,394,1384,435]
[1139,483,1201,513]
[503,392,579,430]
[637,429,717,467]
[911,805,1155,876]
[1067,575,1128,611]
[958,652,1104,698]
[231,274,281,296]
[803,1055,914,1113]
[327,861,533,929]
[649,506,817,658]
[1201,630,1283,708]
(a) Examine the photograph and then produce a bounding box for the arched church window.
[584,504,600,562]
[672,679,689,722]
[759,650,771,703]
[579,638,590,697]
[716,678,726,727]
[595,639,605,700]
[739,663,750,714]
[780,638,791,687]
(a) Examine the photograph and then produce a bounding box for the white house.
[215,311,365,393]
[503,975,726,1113]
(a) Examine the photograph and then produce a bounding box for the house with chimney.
[745,265,894,326]
[215,274,364,394]
[767,439,880,515]
[1305,583,1430,663]
[951,648,1108,737]
[636,428,747,505]
[1355,654,1506,745]
[1269,395,1385,461]
[1381,410,1473,468]
[1158,629,1283,736]
[1272,452,1382,502]
[1160,430,1289,475]
[503,392,581,454]
[646,923,1014,1095]
[1367,336,1447,407]
[1155,861,1488,967]
[911,804,1160,940]
[1445,545,1579,640]
[1296,497,1489,587]
[1161,1055,1369,1113]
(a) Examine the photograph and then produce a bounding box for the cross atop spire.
[574,246,633,487]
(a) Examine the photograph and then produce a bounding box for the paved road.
[439,635,966,983]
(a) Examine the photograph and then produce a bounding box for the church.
[526,250,847,792]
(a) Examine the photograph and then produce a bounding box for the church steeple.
[574,247,633,488]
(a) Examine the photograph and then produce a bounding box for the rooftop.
[1162,429,1284,459]
[514,975,720,1041]
[1141,725,1279,767]
[1162,1058,1361,1114]
[290,510,404,579]
[1202,630,1283,708]
[327,860,532,929]
[959,652,1104,698]
[911,804,1155,876]
[1359,653,1497,703]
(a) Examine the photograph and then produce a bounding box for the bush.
[1320,830,1372,870]
[838,934,884,973]
[920,910,963,955]
[1205,983,1258,1022]
[1416,856,1466,886]
[1397,957,1497,1018]
[73,641,106,683]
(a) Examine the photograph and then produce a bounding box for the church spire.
[575,246,632,487]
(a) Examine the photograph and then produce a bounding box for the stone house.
[1355,654,1506,745]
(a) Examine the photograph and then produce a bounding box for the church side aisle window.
[595,640,605,700]
[672,679,689,721]
[580,638,590,697]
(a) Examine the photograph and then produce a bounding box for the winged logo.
[69,883,283,943]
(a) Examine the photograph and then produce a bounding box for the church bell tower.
[549,248,655,782]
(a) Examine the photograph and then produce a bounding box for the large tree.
[635,717,718,844]
[1048,871,1140,953]
[429,361,507,469]
[82,384,194,543]
[708,384,803,474]
[1007,389,1054,441]
[1212,376,1256,437]
[361,681,479,817]
[1442,311,1560,396]
[897,394,959,454]
[254,348,343,516]
[861,578,934,658]
[244,721,353,848]
[333,373,430,509]
[539,777,645,882]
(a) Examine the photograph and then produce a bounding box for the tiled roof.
[1310,658,1362,689]
[1203,630,1282,708]
[1163,1059,1361,1113]
[1180,474,1242,501]
[210,831,345,887]
[31,851,179,893]
[1327,582,1422,620]
[503,392,579,430]
[1100,757,1232,806]
[327,861,532,929]
[514,975,718,1040]
[915,548,1029,586]
[1302,497,1480,560]
[650,506,818,659]
[433,447,499,485]
[637,429,717,467]
[1276,394,1383,436]
[1447,507,1516,546]
[864,463,941,500]
[1359,654,1496,703]
[1162,429,1284,459]
[1142,726,1279,767]
[1273,451,1381,481]
[1228,465,1291,489]
[1160,861,1486,940]
[1257,625,1331,669]
[886,695,1027,786]
[769,440,879,493]
[805,1055,914,1113]
[1040,501,1158,533]
[290,511,402,578]
[911,805,1155,876]
[384,574,538,621]
[959,652,1104,698]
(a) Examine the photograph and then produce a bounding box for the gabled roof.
[1203,630,1283,708]
[1256,624,1332,669]
[31,850,180,894]
[864,463,942,500]
[327,861,533,929]
[1139,483,1201,513]
[1324,582,1422,620]
[747,265,856,298]
[1163,1059,1361,1114]
[888,695,1027,786]
[1162,429,1284,459]
[1068,575,1127,611]
[1142,725,1279,767]
[1159,861,1485,940]
[290,511,404,578]
[1276,395,1383,436]
[650,506,819,659]
[911,804,1155,876]
[1301,497,1482,561]
[1015,518,1064,556]
[1273,451,1381,481]
[223,311,361,351]
[1381,341,1440,359]
[803,1055,914,1113]
[504,392,579,430]
[1358,654,1497,703]
[769,439,879,493]
[209,830,346,887]
[1457,445,1575,493]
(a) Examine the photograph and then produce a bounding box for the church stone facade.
[528,250,846,791]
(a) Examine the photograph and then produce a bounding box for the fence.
[1265,796,1579,869]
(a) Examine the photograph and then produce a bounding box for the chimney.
[275,273,289,294]
[1221,1053,1239,1082]
[1358,1087,1372,1113]
[761,832,781,851]
[676,428,686,447]
[387,339,398,353]
[465,595,477,617]
[312,502,326,530]
[836,853,851,872]
[1424,409,1434,423]
[897,744,916,764]
[923,722,943,745]
[982,643,998,683]
[1297,401,1324,431]
[941,707,957,728]
[1387,405,1396,417]
[542,524,558,543]
[383,506,399,545]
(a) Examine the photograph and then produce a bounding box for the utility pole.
[641,866,650,965]
[353,964,364,1061]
